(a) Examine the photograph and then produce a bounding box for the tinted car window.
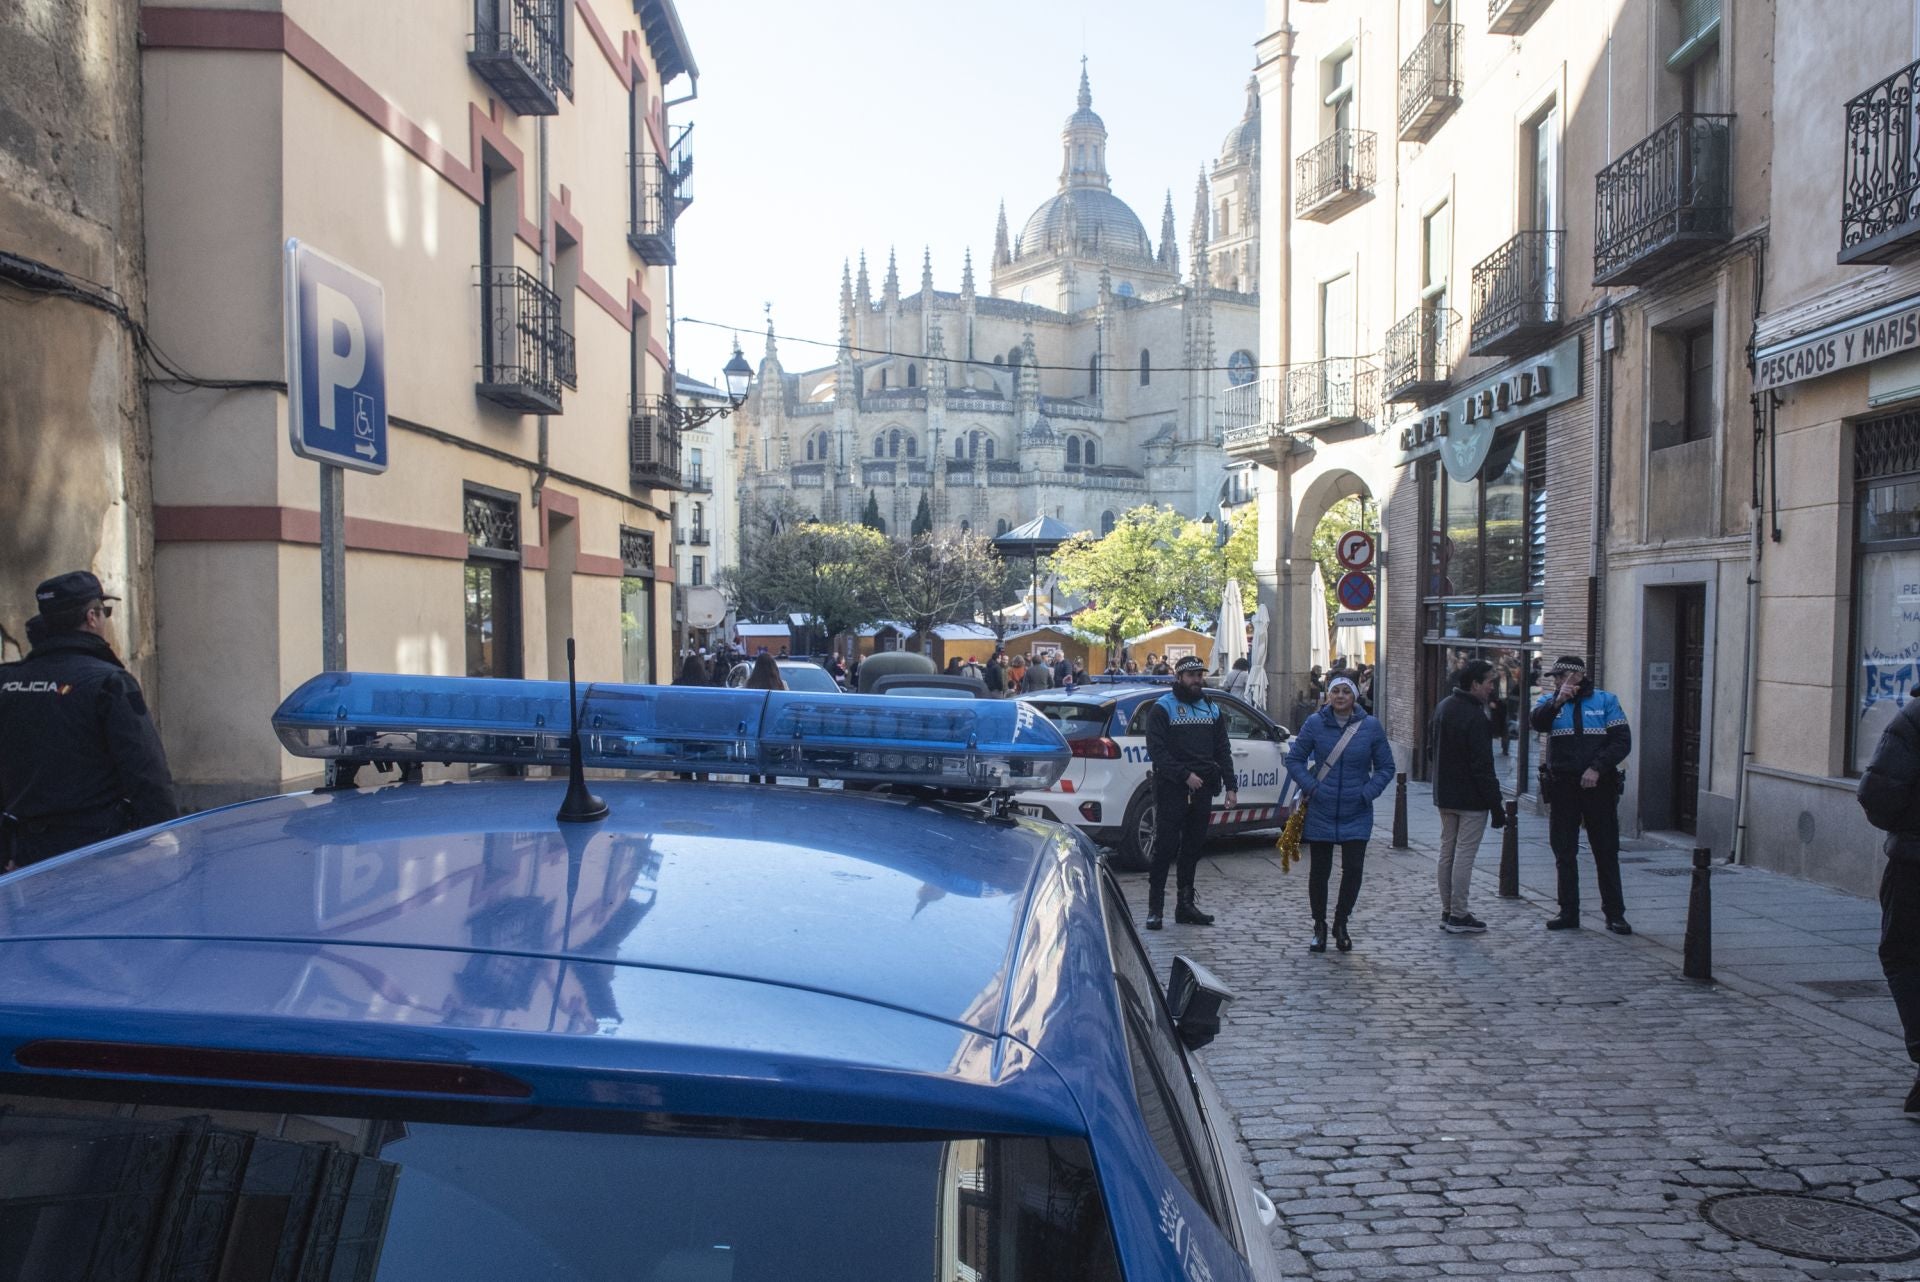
[1098,876,1234,1231]
[1220,702,1266,741]
[0,1091,1123,1282]
[1030,701,1116,737]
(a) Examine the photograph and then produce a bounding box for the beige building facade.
[1245,0,1794,862]
[140,0,701,806]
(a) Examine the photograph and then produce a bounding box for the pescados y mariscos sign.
[1754,293,1920,392]
[1398,334,1583,482]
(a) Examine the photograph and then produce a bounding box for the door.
[1673,586,1705,832]
[1217,699,1286,827]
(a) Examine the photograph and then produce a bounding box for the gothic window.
[815,431,831,462]
[889,430,903,458]
[905,435,918,458]
[955,438,966,460]
[806,437,815,461]
[1067,437,1082,466]
[996,518,1010,536]
[874,434,886,458]
[1101,510,1116,535]
[1085,440,1098,467]
[985,438,996,460]
[879,368,889,390]
[1139,349,1151,386]
[960,518,970,534]
[907,364,918,388]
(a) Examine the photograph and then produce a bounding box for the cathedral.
[733,66,1261,541]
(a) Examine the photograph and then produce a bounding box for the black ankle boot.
[1174,890,1214,926]
[1145,891,1164,931]
[1334,921,1353,952]
[1309,920,1327,953]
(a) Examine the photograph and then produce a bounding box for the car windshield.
[0,1092,1122,1281]
[777,662,841,693]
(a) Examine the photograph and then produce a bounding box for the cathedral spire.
[839,259,854,330]
[856,250,872,309]
[921,246,934,297]
[993,201,1012,268]
[761,306,780,373]
[1159,189,1181,278]
[883,246,900,307]
[1191,169,1212,287]
[1016,330,1040,406]
[1059,61,1111,194]
[961,248,976,298]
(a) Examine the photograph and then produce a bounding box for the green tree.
[719,520,888,644]
[875,531,1007,652]
[1309,496,1379,625]
[860,491,885,533]
[1049,505,1236,651]
[910,491,933,538]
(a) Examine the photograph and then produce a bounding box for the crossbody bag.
[1276,718,1366,870]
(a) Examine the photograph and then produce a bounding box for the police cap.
[34,571,118,615]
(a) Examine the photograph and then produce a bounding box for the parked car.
[1011,683,1294,869]
[872,673,989,698]
[0,672,1283,1281]
[726,657,843,693]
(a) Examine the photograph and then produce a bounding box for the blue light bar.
[272,673,1070,794]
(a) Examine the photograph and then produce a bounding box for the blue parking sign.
[285,240,388,474]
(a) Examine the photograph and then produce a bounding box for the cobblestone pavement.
[1125,833,1920,1282]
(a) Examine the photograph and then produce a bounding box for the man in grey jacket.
[1860,689,1920,1111]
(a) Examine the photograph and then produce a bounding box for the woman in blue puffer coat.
[1285,675,1396,953]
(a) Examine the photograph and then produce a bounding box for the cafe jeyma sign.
[1399,334,1582,482]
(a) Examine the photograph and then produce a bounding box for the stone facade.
[0,0,152,678]
[735,66,1262,540]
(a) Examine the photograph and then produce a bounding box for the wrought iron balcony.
[684,468,712,493]
[1383,306,1461,403]
[555,327,577,390]
[1222,379,1285,456]
[1295,129,1376,221]
[687,529,711,546]
[629,396,682,490]
[1470,231,1563,356]
[1398,23,1462,142]
[476,265,566,413]
[468,0,570,116]
[1284,358,1378,429]
[1488,0,1552,35]
[1842,58,1920,264]
[1594,113,1733,286]
[629,153,677,266]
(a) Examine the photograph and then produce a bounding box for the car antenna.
[557,638,609,824]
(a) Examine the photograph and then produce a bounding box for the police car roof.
[0,779,1110,1132]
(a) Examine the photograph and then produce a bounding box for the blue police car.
[0,672,1284,1280]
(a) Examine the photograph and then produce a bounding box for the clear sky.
[668,0,1265,387]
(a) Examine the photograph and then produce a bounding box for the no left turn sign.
[1336,529,1375,570]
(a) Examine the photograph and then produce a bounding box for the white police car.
[0,670,1287,1281]
[1010,682,1296,868]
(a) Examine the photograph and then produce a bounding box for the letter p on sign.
[286,239,389,474]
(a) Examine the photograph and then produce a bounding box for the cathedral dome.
[1016,189,1152,262]
[1218,77,1260,166]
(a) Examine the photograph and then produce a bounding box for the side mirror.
[1166,955,1235,1051]
[1272,725,1290,743]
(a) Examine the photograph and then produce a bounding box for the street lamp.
[668,337,753,431]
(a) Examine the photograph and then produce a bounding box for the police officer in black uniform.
[1142,656,1237,930]
[0,572,177,868]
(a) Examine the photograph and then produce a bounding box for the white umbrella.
[1245,603,1270,710]
[1307,564,1332,675]
[1214,577,1248,673]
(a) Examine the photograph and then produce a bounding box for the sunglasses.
[93,603,113,619]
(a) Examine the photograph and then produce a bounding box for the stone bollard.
[1392,773,1409,849]
[1683,847,1713,981]
[1498,800,1520,897]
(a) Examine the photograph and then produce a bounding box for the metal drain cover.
[1702,1193,1920,1263]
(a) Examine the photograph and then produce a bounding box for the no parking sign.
[1335,570,1375,612]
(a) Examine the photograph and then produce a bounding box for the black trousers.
[1148,778,1213,903]
[1881,860,1920,1067]
[1545,783,1625,921]
[1308,839,1368,925]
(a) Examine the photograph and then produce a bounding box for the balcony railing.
[1470,231,1564,356]
[1383,306,1461,403]
[629,396,682,490]
[1398,23,1462,142]
[629,153,677,266]
[1284,357,1378,429]
[1842,58,1920,264]
[555,327,577,390]
[1222,379,1284,454]
[468,0,570,116]
[477,265,565,413]
[687,529,711,547]
[1594,113,1733,286]
[1488,0,1552,35]
[1295,129,1376,221]
[684,469,712,493]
